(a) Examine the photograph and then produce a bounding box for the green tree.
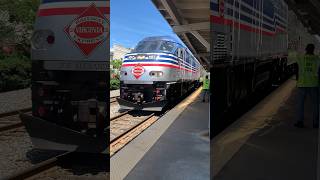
[0,0,39,91]
[110,78,120,90]
[0,0,40,56]
[0,0,40,26]
[111,59,122,69]
[110,59,122,90]
[0,11,16,49]
[0,53,31,92]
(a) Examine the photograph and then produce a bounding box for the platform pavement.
[0,88,31,114]
[212,79,319,180]
[124,94,209,179]
[110,89,119,97]
[111,88,209,180]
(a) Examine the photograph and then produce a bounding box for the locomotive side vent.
[213,33,228,62]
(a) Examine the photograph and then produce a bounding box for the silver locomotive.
[117,36,202,111]
[20,0,109,153]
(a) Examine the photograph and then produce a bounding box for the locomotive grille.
[213,33,228,62]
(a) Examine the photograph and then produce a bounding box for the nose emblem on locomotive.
[132,64,145,79]
[65,3,109,57]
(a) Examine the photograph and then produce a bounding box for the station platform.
[110,89,119,97]
[212,78,320,180]
[111,88,210,180]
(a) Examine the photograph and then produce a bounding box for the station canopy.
[151,0,320,70]
[152,0,210,70]
[285,0,320,36]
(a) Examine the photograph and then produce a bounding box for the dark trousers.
[202,89,209,102]
[297,87,319,125]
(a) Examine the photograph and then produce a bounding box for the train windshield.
[132,41,176,53]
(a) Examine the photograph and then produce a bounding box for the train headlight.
[31,30,55,50]
[120,71,128,76]
[149,71,163,77]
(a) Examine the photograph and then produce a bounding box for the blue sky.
[110,0,181,49]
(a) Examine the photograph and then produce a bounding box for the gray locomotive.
[211,0,320,133]
[20,0,109,153]
[117,36,202,111]
[211,0,289,116]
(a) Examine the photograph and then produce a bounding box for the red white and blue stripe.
[211,0,287,36]
[38,0,109,17]
[122,53,199,73]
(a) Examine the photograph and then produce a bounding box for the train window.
[134,42,148,52]
[159,41,175,52]
[174,49,179,57]
[132,41,161,53]
[147,41,159,51]
[263,0,274,18]
[186,53,191,64]
[177,48,184,59]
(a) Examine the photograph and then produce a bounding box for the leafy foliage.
[0,0,39,26]
[0,0,39,91]
[0,54,31,92]
[110,78,120,90]
[110,59,122,90]
[0,0,40,55]
[111,59,122,69]
[0,11,15,46]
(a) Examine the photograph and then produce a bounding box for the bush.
[0,54,31,92]
[111,59,122,69]
[110,78,120,90]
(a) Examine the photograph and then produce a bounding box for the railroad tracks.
[0,108,31,133]
[0,96,119,133]
[110,96,119,104]
[110,110,160,156]
[2,152,72,180]
[0,95,160,157]
[108,88,200,156]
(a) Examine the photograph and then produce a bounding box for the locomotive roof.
[140,36,181,44]
[151,0,210,70]
[138,36,199,63]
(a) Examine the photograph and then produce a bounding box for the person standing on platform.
[202,75,210,102]
[295,43,320,128]
[199,76,204,86]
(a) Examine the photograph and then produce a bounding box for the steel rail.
[2,152,72,180]
[110,113,155,144]
[0,108,32,118]
[0,109,32,132]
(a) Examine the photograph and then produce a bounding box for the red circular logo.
[69,16,106,43]
[65,4,109,56]
[132,65,145,79]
